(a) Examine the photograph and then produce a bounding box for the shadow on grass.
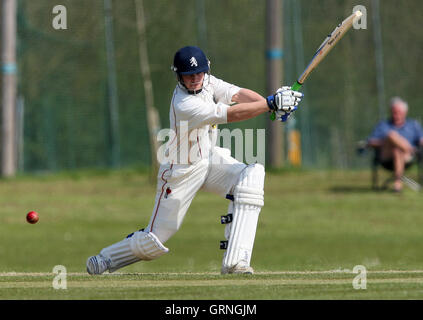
[329,185,392,194]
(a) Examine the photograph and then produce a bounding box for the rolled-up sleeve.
[209,75,241,105]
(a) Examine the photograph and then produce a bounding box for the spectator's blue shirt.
[368,118,423,147]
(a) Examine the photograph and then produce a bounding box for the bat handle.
[270,81,303,121]
[291,81,303,92]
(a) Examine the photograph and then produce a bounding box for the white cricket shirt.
[164,74,241,165]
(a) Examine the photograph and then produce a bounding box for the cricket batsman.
[86,46,303,275]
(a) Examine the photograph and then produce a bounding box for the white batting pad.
[222,164,265,269]
[129,230,169,260]
[100,237,140,273]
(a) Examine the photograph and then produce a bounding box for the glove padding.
[266,86,303,112]
[275,107,297,122]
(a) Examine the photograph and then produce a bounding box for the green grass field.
[1,168,423,300]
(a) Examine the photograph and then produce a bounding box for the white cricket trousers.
[144,147,246,244]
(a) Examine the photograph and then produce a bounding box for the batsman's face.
[181,72,205,91]
[391,103,407,126]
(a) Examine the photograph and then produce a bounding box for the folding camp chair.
[357,141,423,191]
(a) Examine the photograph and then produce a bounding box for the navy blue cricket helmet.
[171,46,210,76]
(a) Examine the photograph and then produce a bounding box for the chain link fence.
[12,0,423,172]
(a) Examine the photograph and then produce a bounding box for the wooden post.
[135,0,161,179]
[266,0,284,168]
[1,0,17,177]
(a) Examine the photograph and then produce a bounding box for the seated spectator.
[367,97,423,192]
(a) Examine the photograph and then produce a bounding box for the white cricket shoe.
[86,255,110,275]
[221,264,254,275]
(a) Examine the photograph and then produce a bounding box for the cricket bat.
[271,10,362,121]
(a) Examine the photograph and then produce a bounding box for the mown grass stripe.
[2,270,423,277]
[1,277,423,289]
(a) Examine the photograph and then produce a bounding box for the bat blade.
[270,11,362,121]
[293,10,362,91]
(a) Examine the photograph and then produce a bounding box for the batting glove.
[266,86,303,112]
[275,108,298,122]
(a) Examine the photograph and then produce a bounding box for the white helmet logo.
[189,57,198,67]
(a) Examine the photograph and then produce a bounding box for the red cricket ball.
[26,211,39,224]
